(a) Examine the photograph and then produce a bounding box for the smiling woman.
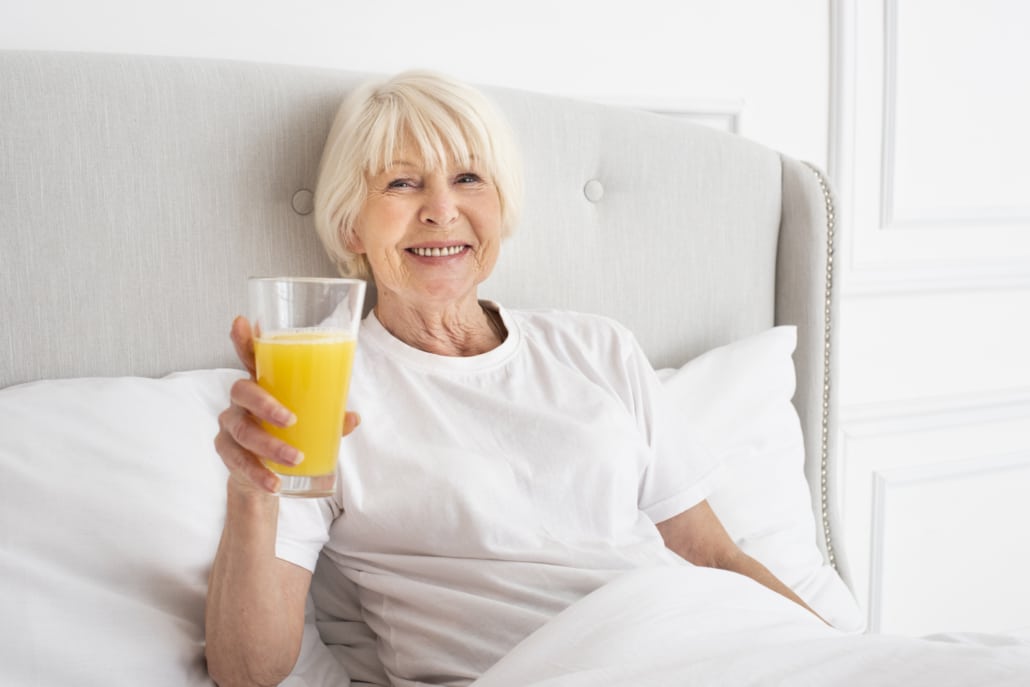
[313,70,523,283]
[352,146,505,345]
[204,69,837,687]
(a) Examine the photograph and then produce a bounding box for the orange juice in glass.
[248,277,366,497]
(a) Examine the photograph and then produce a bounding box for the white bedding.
[473,566,1030,687]
[3,350,1026,686]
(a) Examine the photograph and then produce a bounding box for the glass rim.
[247,276,366,286]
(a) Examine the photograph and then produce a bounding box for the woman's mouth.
[407,245,469,257]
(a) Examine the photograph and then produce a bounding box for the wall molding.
[838,387,1030,631]
[878,0,1030,230]
[829,0,1030,293]
[866,450,1030,632]
[841,260,1030,296]
[840,386,1030,436]
[828,0,857,278]
[878,0,899,231]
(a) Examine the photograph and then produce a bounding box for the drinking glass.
[248,277,366,497]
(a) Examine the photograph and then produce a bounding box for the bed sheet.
[471,566,1030,687]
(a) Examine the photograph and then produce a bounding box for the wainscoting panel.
[831,0,1030,636]
[837,398,1030,635]
[868,454,1030,635]
[831,0,1030,294]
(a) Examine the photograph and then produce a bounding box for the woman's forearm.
[205,481,309,687]
[719,548,827,624]
[656,500,826,624]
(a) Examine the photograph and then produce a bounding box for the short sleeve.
[275,495,337,572]
[641,390,724,523]
[619,332,723,523]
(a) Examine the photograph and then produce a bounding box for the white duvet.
[468,565,1030,687]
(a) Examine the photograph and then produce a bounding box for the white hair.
[313,70,523,279]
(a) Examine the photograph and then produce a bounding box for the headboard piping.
[804,162,839,573]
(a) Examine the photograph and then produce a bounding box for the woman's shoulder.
[504,306,638,358]
[508,307,627,332]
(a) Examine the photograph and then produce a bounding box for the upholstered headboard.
[0,51,843,582]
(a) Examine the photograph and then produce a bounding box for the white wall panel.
[838,401,1030,634]
[833,0,1030,635]
[834,0,1030,294]
[868,454,1030,636]
[887,0,1030,226]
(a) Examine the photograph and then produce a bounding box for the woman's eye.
[387,179,415,189]
[455,173,481,184]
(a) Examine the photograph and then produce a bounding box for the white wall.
[0,0,829,167]
[832,0,1030,636]
[4,0,1028,637]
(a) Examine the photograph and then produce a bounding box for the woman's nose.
[419,185,458,227]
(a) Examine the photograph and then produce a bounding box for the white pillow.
[659,326,864,632]
[0,369,355,687]
[0,370,242,686]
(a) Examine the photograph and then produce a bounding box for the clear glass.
[248,277,366,497]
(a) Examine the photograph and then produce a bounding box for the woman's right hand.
[213,316,360,495]
[213,316,299,494]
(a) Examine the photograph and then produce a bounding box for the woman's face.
[350,139,503,312]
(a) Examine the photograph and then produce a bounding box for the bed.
[1,51,1027,686]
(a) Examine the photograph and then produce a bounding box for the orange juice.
[254,330,357,477]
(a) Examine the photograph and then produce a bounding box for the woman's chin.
[381,274,485,309]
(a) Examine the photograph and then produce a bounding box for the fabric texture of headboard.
[0,51,843,582]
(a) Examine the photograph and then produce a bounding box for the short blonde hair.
[313,70,523,279]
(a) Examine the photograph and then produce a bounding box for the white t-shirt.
[276,304,718,687]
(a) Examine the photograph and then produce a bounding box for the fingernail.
[275,408,297,427]
[281,445,303,465]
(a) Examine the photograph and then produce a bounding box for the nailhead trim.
[803,162,838,572]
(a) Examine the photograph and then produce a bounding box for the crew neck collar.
[362,300,519,373]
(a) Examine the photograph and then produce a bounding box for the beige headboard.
[0,51,843,582]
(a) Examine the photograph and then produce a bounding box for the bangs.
[363,88,497,176]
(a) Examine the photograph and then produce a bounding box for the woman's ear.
[344,226,365,254]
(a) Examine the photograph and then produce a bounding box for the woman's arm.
[205,484,312,687]
[205,317,352,686]
[655,499,825,623]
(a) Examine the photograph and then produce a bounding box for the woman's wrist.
[225,475,281,522]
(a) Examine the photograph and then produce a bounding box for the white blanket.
[472,566,1030,687]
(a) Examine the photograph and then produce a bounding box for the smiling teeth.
[411,246,465,257]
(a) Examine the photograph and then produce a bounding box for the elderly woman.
[204,71,819,687]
